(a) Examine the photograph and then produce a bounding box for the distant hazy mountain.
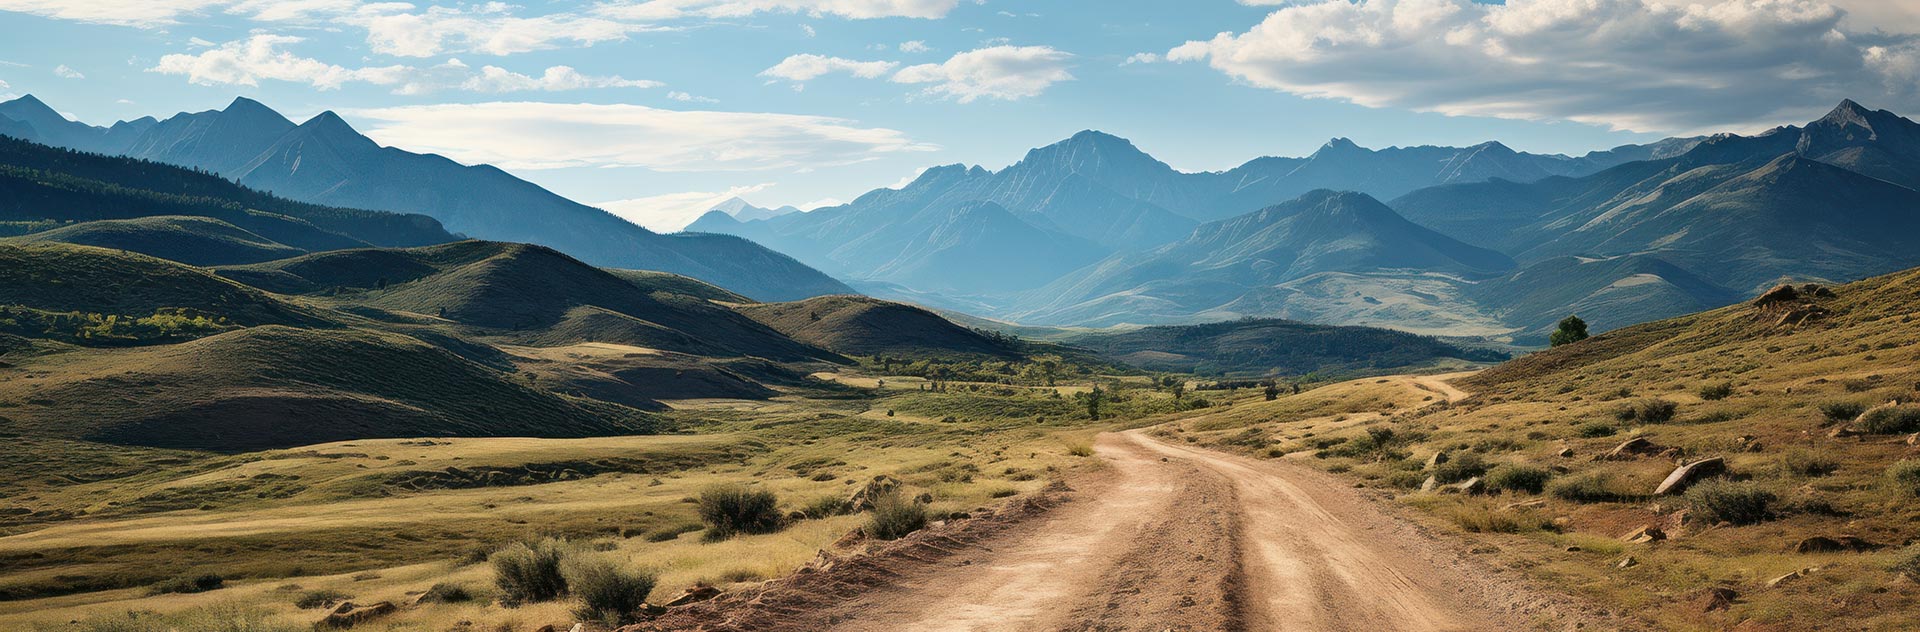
[709,197,799,222]
[1008,190,1514,327]
[0,95,853,302]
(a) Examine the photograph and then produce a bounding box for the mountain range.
[0,95,851,302]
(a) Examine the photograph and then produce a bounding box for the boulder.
[1420,476,1439,492]
[662,584,721,608]
[1601,437,1662,460]
[1616,557,1638,569]
[1691,587,1739,612]
[314,601,396,629]
[1753,284,1799,307]
[847,475,902,511]
[1425,451,1450,471]
[1555,447,1574,458]
[1449,477,1484,495]
[1793,535,1878,553]
[1767,568,1818,588]
[1621,525,1666,544]
[1654,458,1726,495]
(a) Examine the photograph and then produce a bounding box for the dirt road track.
[638,430,1618,631]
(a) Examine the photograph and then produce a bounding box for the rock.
[1452,477,1485,495]
[1425,451,1450,471]
[1692,587,1739,612]
[1654,457,1727,495]
[1420,475,1438,492]
[1753,284,1799,307]
[662,584,722,608]
[1800,284,1835,298]
[1794,535,1878,553]
[1503,498,1547,511]
[831,529,868,549]
[1767,568,1818,588]
[1555,447,1574,458]
[533,625,556,632]
[1602,437,1662,460]
[315,602,396,629]
[568,624,587,632]
[1616,557,1638,569]
[847,475,902,511]
[1621,525,1666,544]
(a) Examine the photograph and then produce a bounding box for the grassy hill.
[1064,318,1506,377]
[1162,266,1920,630]
[0,243,332,341]
[605,269,751,303]
[9,215,304,266]
[738,295,1021,359]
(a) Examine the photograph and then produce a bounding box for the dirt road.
[653,427,1610,631]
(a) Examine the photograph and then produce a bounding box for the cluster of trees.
[864,354,1099,386]
[0,305,236,344]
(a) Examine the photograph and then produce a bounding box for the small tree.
[1264,383,1280,401]
[1082,386,1105,420]
[1549,315,1589,347]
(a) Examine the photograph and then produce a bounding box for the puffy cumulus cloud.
[343,101,938,171]
[152,37,662,94]
[760,54,898,84]
[1163,0,1920,133]
[148,34,409,89]
[352,3,659,57]
[593,0,960,21]
[0,0,228,27]
[891,45,1074,102]
[597,183,774,231]
[52,64,83,78]
[668,90,720,103]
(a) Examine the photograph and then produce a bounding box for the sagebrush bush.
[1485,464,1553,494]
[492,538,572,604]
[697,484,784,541]
[564,555,658,625]
[1548,471,1627,503]
[1856,405,1920,435]
[1819,400,1868,424]
[1697,383,1735,401]
[1431,452,1488,484]
[1616,398,1678,423]
[147,573,224,595]
[864,493,929,540]
[1782,448,1840,477]
[1443,504,1553,533]
[1065,440,1095,457]
[1886,460,1920,496]
[1575,422,1617,438]
[292,589,350,609]
[1685,480,1776,525]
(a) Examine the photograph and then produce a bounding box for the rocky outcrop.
[314,602,396,629]
[1654,457,1726,495]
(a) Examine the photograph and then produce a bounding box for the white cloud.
[52,64,83,78]
[668,90,720,103]
[760,53,898,83]
[594,0,960,21]
[892,45,1074,102]
[599,183,774,231]
[0,0,228,27]
[1122,52,1159,65]
[148,34,409,89]
[187,36,216,47]
[1167,0,1920,133]
[344,101,938,171]
[351,3,661,57]
[460,65,662,92]
[152,36,663,94]
[899,40,930,53]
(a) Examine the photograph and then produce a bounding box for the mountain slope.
[0,95,853,302]
[1064,318,1503,376]
[1011,191,1514,327]
[8,215,305,266]
[738,295,1021,358]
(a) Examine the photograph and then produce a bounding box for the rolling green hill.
[0,242,333,340]
[738,295,1022,358]
[10,215,303,266]
[1064,318,1505,377]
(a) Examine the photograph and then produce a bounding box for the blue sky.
[1,0,1916,230]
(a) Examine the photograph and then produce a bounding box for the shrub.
[1685,480,1776,525]
[800,495,854,519]
[1575,422,1617,438]
[1548,471,1627,503]
[1065,441,1095,457]
[415,582,474,604]
[864,493,929,540]
[1819,400,1868,424]
[1782,448,1839,477]
[1890,544,1920,581]
[492,538,572,604]
[1617,398,1678,423]
[1886,460,1920,496]
[696,484,784,541]
[1443,504,1553,533]
[564,555,658,625]
[1485,464,1553,494]
[1856,405,1920,435]
[292,589,351,609]
[1431,452,1488,484]
[148,573,224,595]
[1697,383,1734,401]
